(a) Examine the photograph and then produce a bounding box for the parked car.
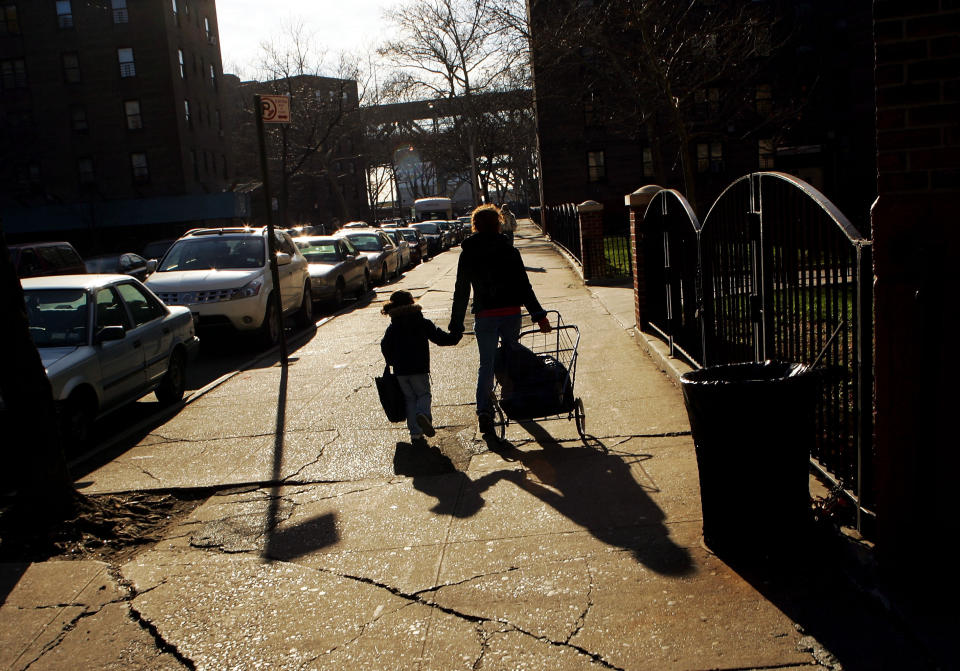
[410,221,445,256]
[84,253,151,281]
[436,220,456,249]
[9,241,86,278]
[383,229,412,270]
[22,274,199,445]
[294,235,370,307]
[145,227,312,347]
[342,221,371,229]
[142,239,177,262]
[335,229,400,285]
[398,227,429,264]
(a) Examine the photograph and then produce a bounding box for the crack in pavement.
[318,568,626,670]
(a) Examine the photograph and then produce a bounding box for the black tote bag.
[375,365,406,422]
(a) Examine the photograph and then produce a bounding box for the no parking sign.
[259,95,290,123]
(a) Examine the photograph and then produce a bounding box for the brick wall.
[872,0,960,587]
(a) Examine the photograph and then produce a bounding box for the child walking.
[380,291,461,446]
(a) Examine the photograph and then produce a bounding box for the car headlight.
[310,274,331,287]
[228,277,263,300]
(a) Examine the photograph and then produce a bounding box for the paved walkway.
[0,221,935,670]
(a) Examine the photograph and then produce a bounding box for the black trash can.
[680,361,818,558]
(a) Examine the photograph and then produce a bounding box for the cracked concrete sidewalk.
[1,221,931,670]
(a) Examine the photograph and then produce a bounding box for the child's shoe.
[416,413,436,437]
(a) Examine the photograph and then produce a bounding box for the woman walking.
[448,204,550,435]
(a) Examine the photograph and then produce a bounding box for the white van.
[413,197,453,222]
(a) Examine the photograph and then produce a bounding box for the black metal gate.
[700,173,874,520]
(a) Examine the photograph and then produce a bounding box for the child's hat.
[382,290,415,314]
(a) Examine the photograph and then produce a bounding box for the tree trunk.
[0,219,80,520]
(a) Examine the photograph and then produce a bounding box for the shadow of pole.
[262,357,289,561]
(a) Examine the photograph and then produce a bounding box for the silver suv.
[145,227,312,347]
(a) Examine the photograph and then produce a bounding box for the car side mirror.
[276,252,292,266]
[95,325,126,343]
[146,259,158,273]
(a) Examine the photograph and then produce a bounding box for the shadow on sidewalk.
[485,425,694,577]
[262,358,339,562]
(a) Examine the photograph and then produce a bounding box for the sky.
[216,0,397,77]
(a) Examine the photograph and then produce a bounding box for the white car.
[145,227,312,347]
[22,274,200,445]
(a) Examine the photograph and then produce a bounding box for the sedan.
[85,253,151,281]
[294,236,371,307]
[383,229,412,270]
[22,274,199,446]
[397,227,429,264]
[411,221,445,256]
[336,230,400,285]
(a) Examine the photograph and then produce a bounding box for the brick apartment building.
[0,0,246,254]
[222,74,369,232]
[527,0,876,231]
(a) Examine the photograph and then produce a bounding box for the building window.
[56,0,73,28]
[184,99,191,126]
[118,48,135,77]
[124,99,142,129]
[215,109,221,132]
[642,148,654,177]
[131,152,149,183]
[178,49,185,79]
[78,158,95,184]
[0,58,27,89]
[190,149,198,178]
[697,142,724,173]
[204,16,211,42]
[756,84,772,117]
[1,4,19,34]
[209,63,216,89]
[112,0,127,23]
[62,52,81,83]
[171,0,177,23]
[587,151,605,182]
[71,105,88,132]
[758,139,775,169]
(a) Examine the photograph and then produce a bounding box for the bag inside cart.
[495,342,574,420]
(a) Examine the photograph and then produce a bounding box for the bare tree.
[379,0,524,205]
[531,0,787,210]
[232,22,368,228]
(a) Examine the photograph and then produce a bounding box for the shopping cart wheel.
[493,400,507,441]
[574,398,586,440]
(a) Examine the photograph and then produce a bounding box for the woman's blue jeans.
[474,313,522,416]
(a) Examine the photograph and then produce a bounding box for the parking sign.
[259,95,290,123]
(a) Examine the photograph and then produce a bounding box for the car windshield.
[400,231,418,242]
[158,237,265,271]
[24,289,89,347]
[412,223,439,235]
[346,234,382,251]
[300,243,340,264]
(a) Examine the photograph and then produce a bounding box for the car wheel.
[59,391,95,449]
[258,294,281,348]
[156,348,187,405]
[357,270,371,297]
[295,282,314,327]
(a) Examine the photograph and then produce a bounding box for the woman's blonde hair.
[471,204,502,234]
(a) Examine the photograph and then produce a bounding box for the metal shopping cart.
[490,310,586,441]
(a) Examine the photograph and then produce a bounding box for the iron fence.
[638,173,874,527]
[544,203,581,263]
[638,190,702,365]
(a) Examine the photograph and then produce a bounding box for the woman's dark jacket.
[448,231,546,334]
[381,304,459,375]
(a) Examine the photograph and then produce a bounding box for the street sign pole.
[254,94,288,364]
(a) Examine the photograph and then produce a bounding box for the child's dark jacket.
[381,304,459,375]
